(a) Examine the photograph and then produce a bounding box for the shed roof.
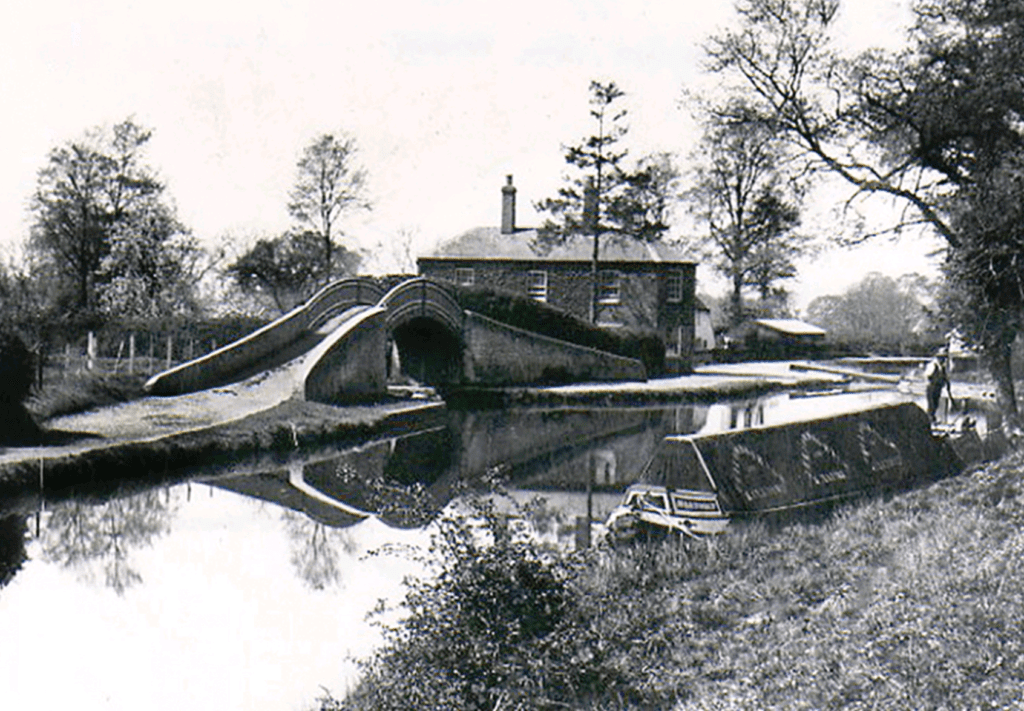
[754,318,827,336]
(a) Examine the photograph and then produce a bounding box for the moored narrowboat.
[606,402,973,540]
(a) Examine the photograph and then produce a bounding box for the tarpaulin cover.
[648,403,959,514]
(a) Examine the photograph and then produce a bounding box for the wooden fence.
[39,331,225,384]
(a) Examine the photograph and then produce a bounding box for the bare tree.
[685,114,805,324]
[288,133,371,286]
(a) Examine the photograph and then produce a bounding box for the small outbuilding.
[727,318,827,358]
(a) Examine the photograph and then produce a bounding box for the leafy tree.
[96,204,211,319]
[806,272,939,351]
[707,0,1024,428]
[288,133,370,287]
[224,230,362,313]
[685,115,805,325]
[29,119,188,316]
[535,81,674,323]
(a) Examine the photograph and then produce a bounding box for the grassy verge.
[26,372,148,422]
[328,450,1024,710]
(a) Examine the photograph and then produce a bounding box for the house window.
[666,272,683,303]
[455,267,475,286]
[665,326,682,356]
[598,271,621,304]
[527,270,548,302]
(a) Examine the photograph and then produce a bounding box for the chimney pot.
[501,175,517,234]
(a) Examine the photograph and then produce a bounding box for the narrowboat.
[605,402,972,540]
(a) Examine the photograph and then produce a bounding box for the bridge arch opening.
[389,317,463,387]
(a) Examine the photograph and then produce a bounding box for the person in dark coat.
[925,351,953,422]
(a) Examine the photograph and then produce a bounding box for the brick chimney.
[501,174,516,234]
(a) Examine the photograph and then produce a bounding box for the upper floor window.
[455,267,475,286]
[666,272,683,303]
[527,270,548,302]
[597,270,621,304]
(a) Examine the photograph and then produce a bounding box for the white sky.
[0,0,938,311]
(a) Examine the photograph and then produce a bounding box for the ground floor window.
[527,270,548,302]
[598,270,621,304]
[455,267,475,286]
[665,325,683,356]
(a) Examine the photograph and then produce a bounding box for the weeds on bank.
[27,372,148,421]
[323,452,1024,710]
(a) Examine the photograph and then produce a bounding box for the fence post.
[87,332,96,371]
[166,335,173,370]
[64,342,70,379]
[128,333,136,375]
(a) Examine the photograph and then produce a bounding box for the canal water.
[0,385,977,710]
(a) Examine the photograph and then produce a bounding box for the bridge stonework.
[145,277,647,403]
[461,311,646,385]
[302,307,389,403]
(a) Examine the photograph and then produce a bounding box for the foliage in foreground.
[327,451,1024,710]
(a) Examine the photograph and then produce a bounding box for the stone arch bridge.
[145,277,645,403]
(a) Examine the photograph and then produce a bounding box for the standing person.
[925,351,953,422]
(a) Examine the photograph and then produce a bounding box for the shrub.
[335,498,641,710]
[0,329,34,406]
[0,328,40,445]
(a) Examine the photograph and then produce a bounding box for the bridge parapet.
[380,277,465,335]
[145,277,384,396]
[306,278,385,331]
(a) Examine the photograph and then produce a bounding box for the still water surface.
[0,386,940,710]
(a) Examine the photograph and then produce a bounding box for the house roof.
[754,318,827,336]
[424,226,696,264]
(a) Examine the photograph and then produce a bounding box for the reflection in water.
[0,514,28,590]
[282,510,356,590]
[41,488,176,595]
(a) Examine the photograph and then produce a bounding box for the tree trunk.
[324,233,332,288]
[590,234,599,325]
[982,335,1022,437]
[730,273,744,327]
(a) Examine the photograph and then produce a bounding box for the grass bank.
[27,371,148,422]
[329,450,1024,710]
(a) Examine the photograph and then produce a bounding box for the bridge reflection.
[200,404,703,531]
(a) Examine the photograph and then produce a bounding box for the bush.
[0,329,34,406]
[0,328,40,445]
[334,498,642,710]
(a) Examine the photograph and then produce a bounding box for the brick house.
[417,176,697,373]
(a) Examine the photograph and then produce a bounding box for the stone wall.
[462,311,645,385]
[302,308,388,403]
